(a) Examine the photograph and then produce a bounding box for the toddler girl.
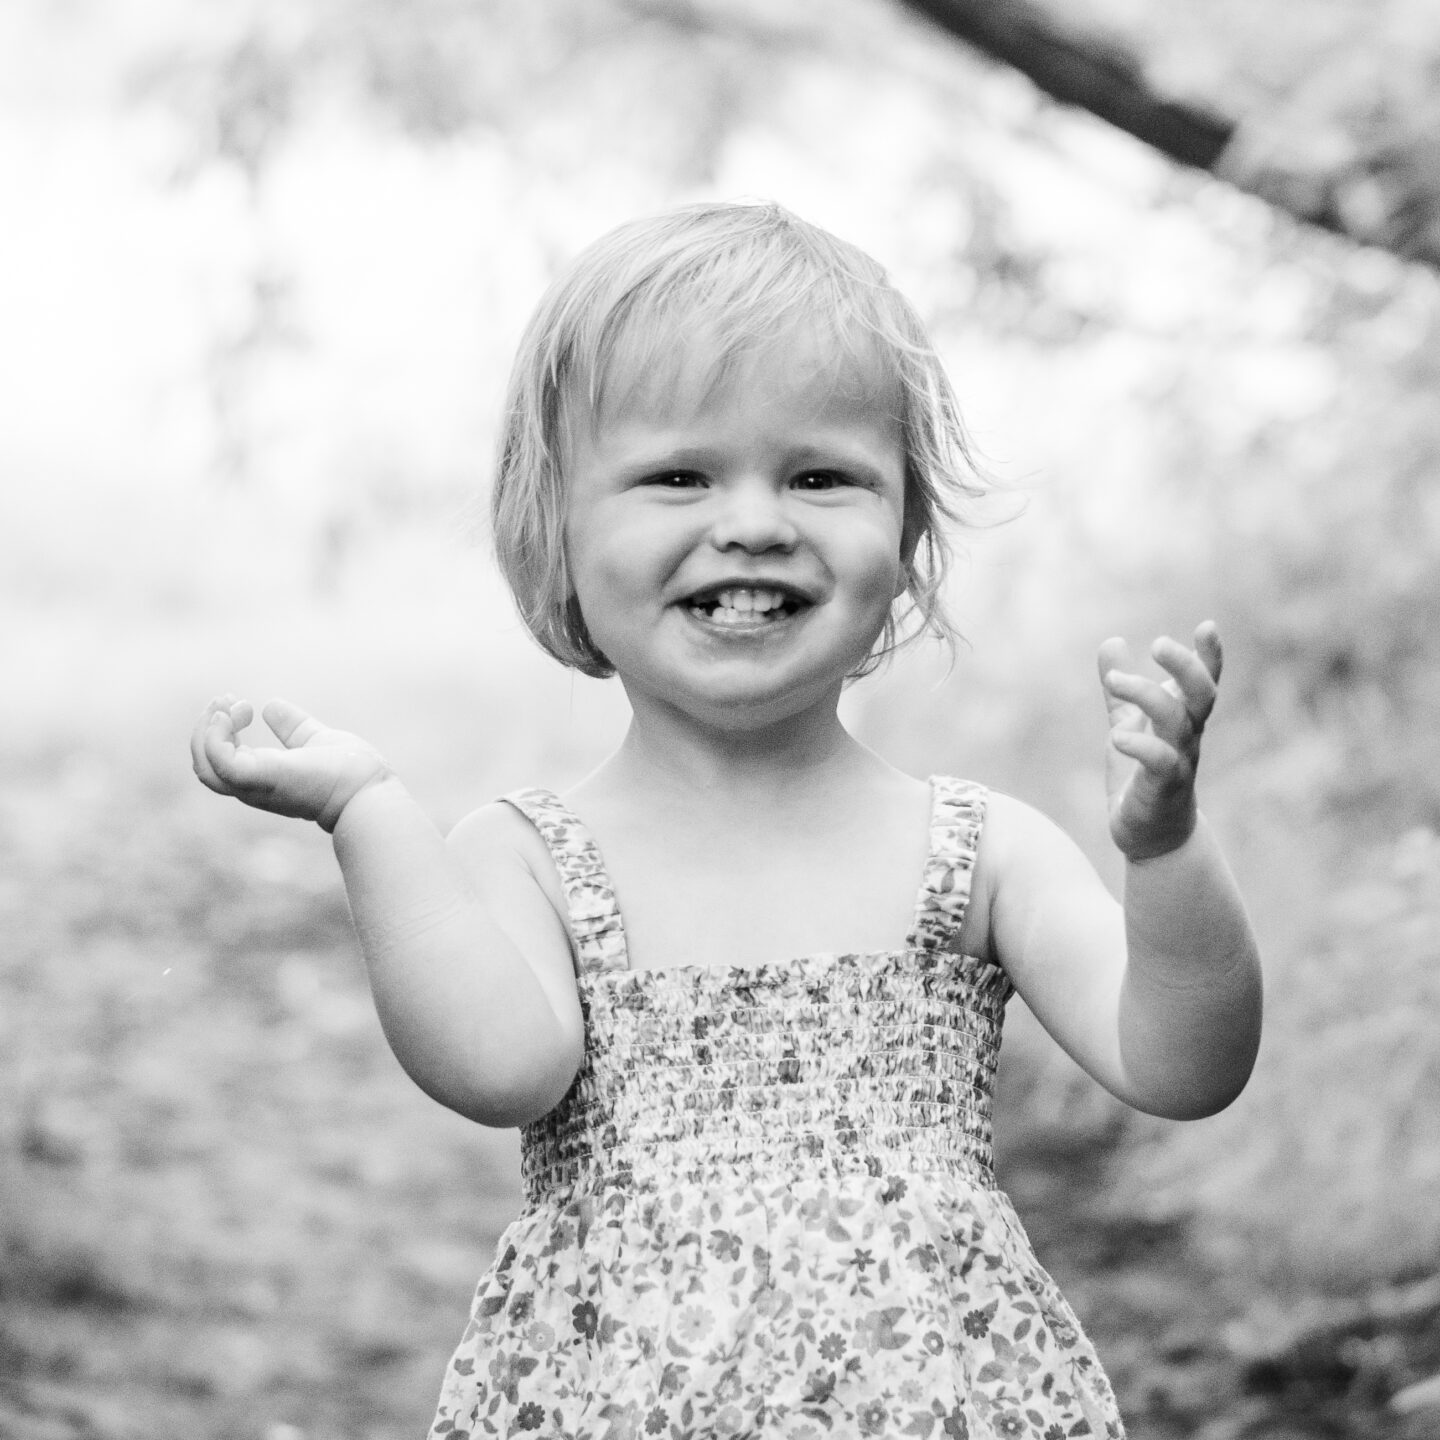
[192,201,1262,1440]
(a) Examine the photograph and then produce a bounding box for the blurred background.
[4,1,1440,1436]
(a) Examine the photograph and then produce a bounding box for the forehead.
[577,313,904,438]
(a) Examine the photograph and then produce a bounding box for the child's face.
[562,322,910,730]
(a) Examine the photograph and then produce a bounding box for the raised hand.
[1097,622,1222,862]
[190,695,394,833]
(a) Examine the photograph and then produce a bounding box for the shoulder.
[973,788,1103,890]
[446,797,569,921]
[446,794,548,858]
[976,787,1064,846]
[973,788,1121,968]
[928,780,1061,863]
[950,786,1109,952]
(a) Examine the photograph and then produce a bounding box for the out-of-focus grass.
[0,751,522,1440]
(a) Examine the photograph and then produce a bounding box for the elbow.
[460,1063,582,1129]
[376,988,586,1129]
[1120,963,1264,1123]
[1139,1084,1246,1123]
[1131,1046,1260,1122]
[422,1035,585,1130]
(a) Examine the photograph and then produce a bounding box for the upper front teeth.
[714,588,786,613]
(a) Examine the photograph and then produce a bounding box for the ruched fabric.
[430,778,1124,1440]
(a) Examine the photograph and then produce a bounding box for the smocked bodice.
[510,778,1013,1205]
[522,951,1010,1202]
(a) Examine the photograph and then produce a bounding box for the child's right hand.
[190,696,394,833]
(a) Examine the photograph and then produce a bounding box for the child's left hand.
[1097,622,1222,862]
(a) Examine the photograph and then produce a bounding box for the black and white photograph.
[3,3,1439,1437]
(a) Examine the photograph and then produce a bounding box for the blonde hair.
[491,200,983,678]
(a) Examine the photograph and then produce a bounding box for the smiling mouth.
[685,585,808,628]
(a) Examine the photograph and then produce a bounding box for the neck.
[593,687,883,810]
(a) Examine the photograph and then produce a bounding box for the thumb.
[262,697,325,749]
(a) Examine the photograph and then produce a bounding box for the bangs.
[578,295,908,442]
[561,221,918,436]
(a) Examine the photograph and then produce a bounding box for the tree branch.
[896,0,1440,272]
[897,0,1232,170]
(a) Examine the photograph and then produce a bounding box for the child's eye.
[792,471,849,492]
[643,471,706,489]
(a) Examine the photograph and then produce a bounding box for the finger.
[194,718,244,793]
[1194,620,1223,684]
[191,702,222,781]
[1150,636,1218,727]
[1096,637,1134,717]
[204,696,276,780]
[205,723,289,797]
[191,718,226,791]
[204,695,254,730]
[227,698,255,733]
[1103,668,1191,744]
[262,697,325,750]
[196,693,241,735]
[199,707,250,784]
[192,696,242,782]
[194,739,265,797]
[1110,726,1192,782]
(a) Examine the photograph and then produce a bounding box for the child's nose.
[709,482,799,552]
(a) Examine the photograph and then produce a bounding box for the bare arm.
[1114,814,1261,1116]
[191,697,584,1127]
[986,624,1262,1120]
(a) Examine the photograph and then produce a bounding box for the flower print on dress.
[853,1306,910,1356]
[571,1300,599,1341]
[857,1399,890,1435]
[675,1305,713,1346]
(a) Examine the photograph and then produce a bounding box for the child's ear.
[896,505,923,596]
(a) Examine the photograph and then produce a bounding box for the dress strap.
[909,776,989,958]
[501,789,629,976]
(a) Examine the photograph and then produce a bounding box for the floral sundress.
[430,777,1124,1440]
